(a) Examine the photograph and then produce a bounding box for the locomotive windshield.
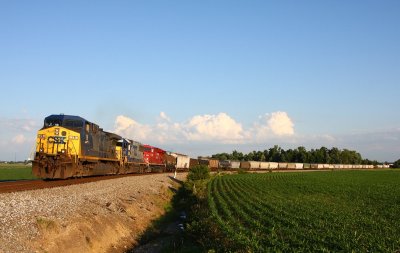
[44,117,84,129]
[63,119,84,129]
[44,119,62,127]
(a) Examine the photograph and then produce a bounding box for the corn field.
[207,170,400,252]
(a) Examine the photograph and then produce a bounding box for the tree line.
[211,145,384,165]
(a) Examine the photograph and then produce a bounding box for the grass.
[36,217,58,233]
[0,163,37,180]
[186,170,400,252]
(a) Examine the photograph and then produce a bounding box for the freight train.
[32,114,387,179]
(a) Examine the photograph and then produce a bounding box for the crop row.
[208,171,400,252]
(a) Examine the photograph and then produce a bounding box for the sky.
[0,1,399,162]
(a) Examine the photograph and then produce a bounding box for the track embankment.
[0,172,187,253]
[0,173,160,194]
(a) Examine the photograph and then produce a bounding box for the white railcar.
[268,162,279,169]
[231,161,241,169]
[278,163,288,169]
[171,153,190,170]
[295,163,303,170]
[249,161,260,170]
[259,162,269,170]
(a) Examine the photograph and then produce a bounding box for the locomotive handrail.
[68,139,78,163]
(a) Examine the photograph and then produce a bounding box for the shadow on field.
[126,176,201,253]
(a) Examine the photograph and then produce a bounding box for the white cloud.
[12,134,26,144]
[252,111,295,141]
[0,118,40,132]
[159,111,171,122]
[268,111,294,136]
[114,115,152,141]
[22,120,38,131]
[184,113,245,143]
[0,117,40,160]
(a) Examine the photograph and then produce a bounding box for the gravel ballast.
[0,173,186,253]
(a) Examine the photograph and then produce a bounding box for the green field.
[207,171,400,252]
[0,163,37,181]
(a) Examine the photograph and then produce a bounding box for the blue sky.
[0,1,399,162]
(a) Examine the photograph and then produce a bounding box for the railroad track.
[0,173,167,194]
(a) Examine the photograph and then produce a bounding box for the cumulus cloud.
[113,111,295,145]
[159,112,171,122]
[268,112,294,136]
[0,118,39,132]
[251,111,295,141]
[12,134,26,144]
[114,115,152,141]
[0,117,40,160]
[184,113,245,143]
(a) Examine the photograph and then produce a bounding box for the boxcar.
[189,158,199,168]
[209,159,219,171]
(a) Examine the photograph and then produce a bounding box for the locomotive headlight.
[54,128,60,136]
[61,149,66,154]
[39,148,44,152]
[37,134,46,139]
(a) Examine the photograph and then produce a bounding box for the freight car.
[171,153,190,171]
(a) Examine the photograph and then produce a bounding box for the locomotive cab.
[33,115,84,178]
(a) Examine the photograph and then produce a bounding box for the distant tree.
[296,146,308,163]
[329,147,341,164]
[285,149,294,162]
[263,149,269,161]
[211,153,229,160]
[269,145,282,162]
[209,146,377,165]
[232,150,244,161]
